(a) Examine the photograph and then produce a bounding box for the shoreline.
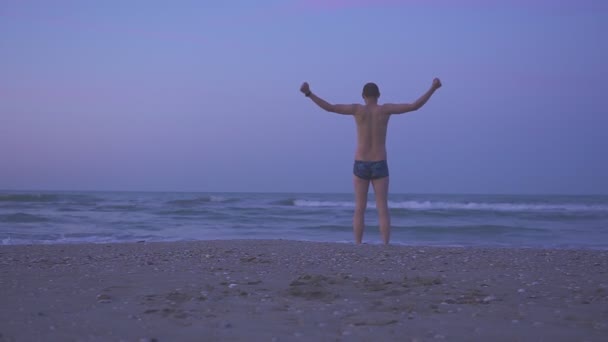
[1,240,607,341]
[4,238,608,251]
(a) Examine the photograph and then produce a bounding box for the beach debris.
[287,276,337,300]
[165,291,190,305]
[96,294,111,303]
[481,295,495,304]
[353,319,398,326]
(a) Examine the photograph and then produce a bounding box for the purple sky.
[1,0,607,194]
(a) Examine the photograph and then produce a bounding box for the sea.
[1,191,607,249]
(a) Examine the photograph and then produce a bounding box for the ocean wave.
[296,224,545,235]
[395,224,547,235]
[298,224,351,232]
[292,200,355,208]
[389,201,608,212]
[286,199,608,213]
[157,209,210,216]
[270,198,297,206]
[1,234,178,246]
[0,212,49,223]
[93,204,140,212]
[57,207,82,212]
[0,193,100,204]
[167,196,236,206]
[0,193,60,203]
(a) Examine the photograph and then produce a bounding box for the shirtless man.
[300,78,442,244]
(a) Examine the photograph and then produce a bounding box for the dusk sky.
[1,0,606,194]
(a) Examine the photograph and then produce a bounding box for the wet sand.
[1,240,607,341]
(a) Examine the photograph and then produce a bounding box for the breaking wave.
[284,199,608,213]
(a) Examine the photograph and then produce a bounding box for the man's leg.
[353,175,370,244]
[372,177,390,244]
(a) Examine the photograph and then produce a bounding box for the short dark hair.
[362,82,380,98]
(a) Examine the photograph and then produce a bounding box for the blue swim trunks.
[353,160,389,180]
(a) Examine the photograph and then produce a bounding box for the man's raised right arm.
[300,82,358,115]
[384,78,442,115]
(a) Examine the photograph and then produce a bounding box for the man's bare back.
[300,79,442,244]
[352,103,390,161]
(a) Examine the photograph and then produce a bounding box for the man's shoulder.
[369,104,392,115]
[353,104,391,117]
[378,103,397,115]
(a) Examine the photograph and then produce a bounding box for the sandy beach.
[0,240,606,341]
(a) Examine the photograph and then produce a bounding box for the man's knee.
[376,200,388,211]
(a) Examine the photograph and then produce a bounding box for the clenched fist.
[432,78,442,90]
[300,82,310,95]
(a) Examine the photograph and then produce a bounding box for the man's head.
[362,82,380,101]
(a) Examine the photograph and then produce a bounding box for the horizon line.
[1,188,606,197]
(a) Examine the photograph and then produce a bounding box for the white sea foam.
[293,200,355,208]
[292,199,608,212]
[387,200,608,212]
